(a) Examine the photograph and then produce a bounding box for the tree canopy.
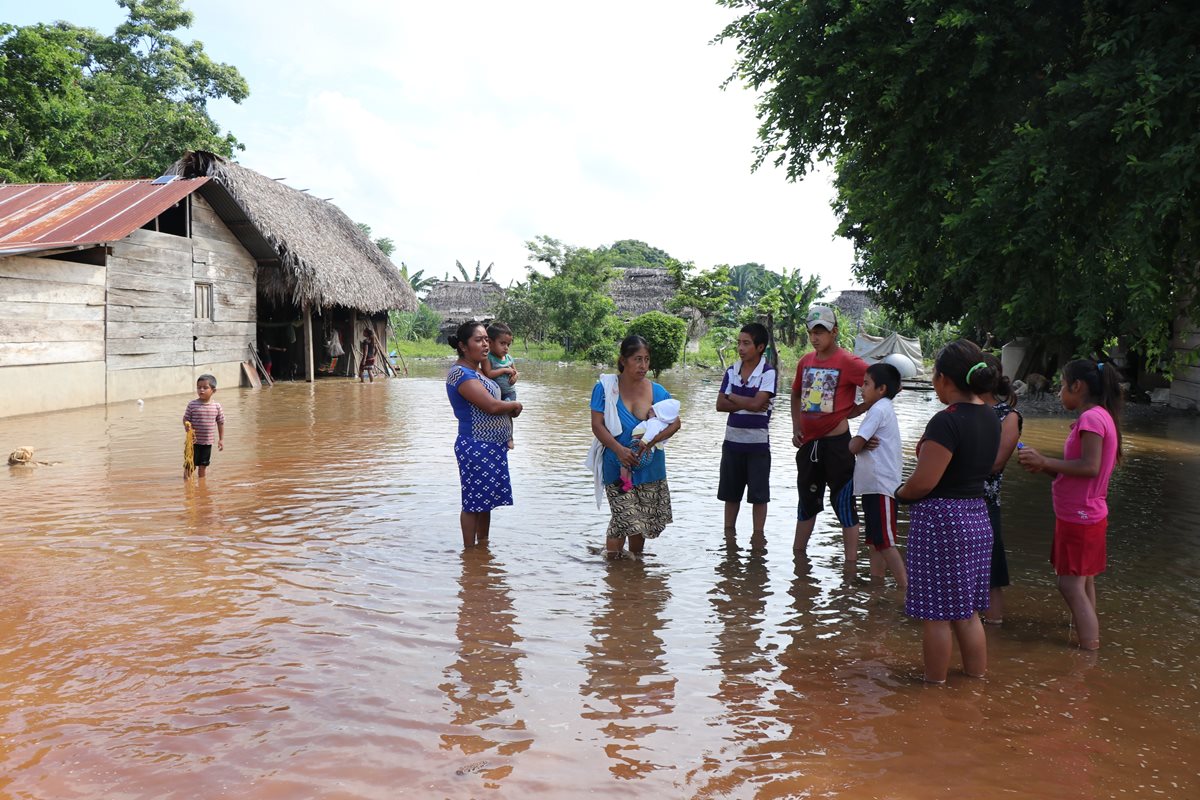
[0,0,247,181]
[718,2,1200,369]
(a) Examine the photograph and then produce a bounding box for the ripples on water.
[1,361,1198,798]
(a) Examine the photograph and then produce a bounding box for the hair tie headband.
[966,361,987,383]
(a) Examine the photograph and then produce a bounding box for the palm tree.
[454,260,495,282]
[399,262,436,296]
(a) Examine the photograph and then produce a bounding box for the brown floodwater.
[1,361,1198,799]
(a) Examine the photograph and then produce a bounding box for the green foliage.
[388,303,441,347]
[524,236,620,353]
[454,260,494,282]
[728,263,780,310]
[490,280,548,347]
[584,341,617,365]
[718,0,1200,372]
[669,264,736,332]
[607,239,672,270]
[398,263,436,296]
[749,268,825,346]
[356,223,396,258]
[0,0,248,181]
[627,311,687,377]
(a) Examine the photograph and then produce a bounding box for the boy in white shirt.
[850,362,907,587]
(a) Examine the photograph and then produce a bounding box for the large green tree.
[718,2,1200,369]
[0,0,247,181]
[524,235,623,353]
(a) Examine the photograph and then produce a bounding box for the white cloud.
[27,0,860,290]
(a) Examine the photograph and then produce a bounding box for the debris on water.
[456,760,491,776]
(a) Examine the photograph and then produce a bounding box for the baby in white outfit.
[618,398,681,492]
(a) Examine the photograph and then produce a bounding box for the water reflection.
[0,362,1198,797]
[579,562,676,780]
[439,548,531,788]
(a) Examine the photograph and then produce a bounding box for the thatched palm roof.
[608,267,678,318]
[424,280,505,321]
[829,289,878,325]
[171,151,416,314]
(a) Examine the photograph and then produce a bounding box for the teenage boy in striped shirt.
[716,323,776,551]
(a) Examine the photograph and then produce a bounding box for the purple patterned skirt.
[905,497,993,621]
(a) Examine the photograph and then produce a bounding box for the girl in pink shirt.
[1018,359,1123,650]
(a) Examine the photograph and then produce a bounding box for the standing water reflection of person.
[446,321,522,548]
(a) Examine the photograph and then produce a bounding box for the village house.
[0,152,416,419]
[423,279,505,342]
[170,151,417,382]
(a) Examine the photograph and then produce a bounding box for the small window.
[195,283,214,321]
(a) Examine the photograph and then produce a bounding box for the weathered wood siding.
[190,194,257,365]
[105,195,257,371]
[0,255,106,367]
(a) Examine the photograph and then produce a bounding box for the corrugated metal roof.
[0,178,209,255]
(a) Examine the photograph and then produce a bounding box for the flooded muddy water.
[1,361,1198,798]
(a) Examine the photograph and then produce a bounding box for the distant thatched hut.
[171,151,417,381]
[829,289,878,328]
[607,268,678,319]
[423,280,505,341]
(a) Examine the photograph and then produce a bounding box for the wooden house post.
[303,304,315,383]
[349,308,358,378]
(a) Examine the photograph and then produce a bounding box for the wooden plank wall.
[105,195,256,371]
[190,194,256,364]
[0,255,105,367]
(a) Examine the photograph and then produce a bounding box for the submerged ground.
[1,361,1197,798]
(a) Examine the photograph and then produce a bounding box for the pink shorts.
[1051,518,1107,576]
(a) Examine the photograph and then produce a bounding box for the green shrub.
[584,342,617,365]
[627,311,687,376]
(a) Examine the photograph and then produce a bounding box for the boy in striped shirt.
[183,374,225,479]
[716,323,776,551]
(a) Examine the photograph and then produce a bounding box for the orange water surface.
[1,361,1197,799]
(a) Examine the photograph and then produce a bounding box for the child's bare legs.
[793,516,815,554]
[197,465,207,479]
[922,615,986,682]
[843,524,860,577]
[1057,575,1099,649]
[606,535,625,559]
[724,501,740,543]
[750,503,767,550]
[871,546,907,587]
[460,511,491,548]
[985,587,1005,624]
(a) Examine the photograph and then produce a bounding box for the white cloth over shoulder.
[584,374,622,508]
[631,398,681,449]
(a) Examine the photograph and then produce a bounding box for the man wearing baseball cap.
[791,304,868,575]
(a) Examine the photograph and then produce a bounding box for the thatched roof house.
[424,280,505,338]
[608,268,678,318]
[170,151,416,315]
[829,289,878,326]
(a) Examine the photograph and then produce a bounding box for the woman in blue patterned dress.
[447,321,523,548]
[896,340,1000,683]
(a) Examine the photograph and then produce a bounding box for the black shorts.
[861,493,898,550]
[717,447,771,505]
[987,501,1010,588]
[193,444,213,466]
[795,431,858,526]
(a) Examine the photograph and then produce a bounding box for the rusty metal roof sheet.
[0,178,209,256]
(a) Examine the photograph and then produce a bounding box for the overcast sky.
[5,0,858,291]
